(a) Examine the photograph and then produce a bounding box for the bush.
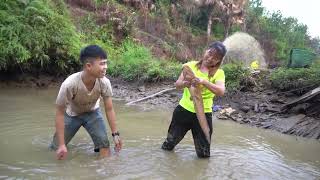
[146,60,181,81]
[0,0,82,74]
[222,63,250,91]
[107,39,181,81]
[270,65,320,91]
[118,40,151,80]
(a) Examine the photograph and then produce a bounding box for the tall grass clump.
[146,60,181,81]
[0,0,82,74]
[270,64,320,91]
[107,39,181,81]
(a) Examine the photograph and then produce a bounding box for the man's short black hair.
[208,41,227,57]
[80,45,107,64]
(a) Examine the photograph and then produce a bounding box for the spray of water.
[223,32,266,68]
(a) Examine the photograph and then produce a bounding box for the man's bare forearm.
[105,107,117,133]
[55,106,65,146]
[104,97,118,133]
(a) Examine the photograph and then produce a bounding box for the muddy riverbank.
[1,74,319,140]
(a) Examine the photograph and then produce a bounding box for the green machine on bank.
[288,48,317,68]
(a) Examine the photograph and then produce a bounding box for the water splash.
[223,32,267,68]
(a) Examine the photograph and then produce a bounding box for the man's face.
[203,49,222,68]
[87,58,107,78]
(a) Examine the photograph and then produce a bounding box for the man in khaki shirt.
[50,45,122,160]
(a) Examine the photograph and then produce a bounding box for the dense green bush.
[118,40,151,80]
[146,60,181,81]
[0,0,82,74]
[270,65,320,91]
[107,40,181,81]
[222,63,250,91]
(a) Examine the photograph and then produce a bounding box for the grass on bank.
[222,63,250,92]
[270,63,320,91]
[107,39,181,82]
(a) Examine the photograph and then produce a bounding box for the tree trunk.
[139,1,148,28]
[223,4,231,39]
[206,4,215,43]
[188,8,193,27]
[224,18,231,38]
[241,11,247,32]
[207,16,212,42]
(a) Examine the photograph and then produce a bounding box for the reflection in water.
[0,88,319,179]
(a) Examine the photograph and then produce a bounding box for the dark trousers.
[162,105,213,158]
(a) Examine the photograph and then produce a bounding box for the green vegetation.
[270,64,320,91]
[0,0,319,90]
[108,40,181,81]
[0,0,82,74]
[246,0,315,63]
[222,63,250,91]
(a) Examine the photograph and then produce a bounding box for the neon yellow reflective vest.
[179,61,225,113]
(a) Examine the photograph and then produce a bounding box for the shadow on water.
[0,88,319,179]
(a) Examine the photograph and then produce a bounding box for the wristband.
[112,131,120,137]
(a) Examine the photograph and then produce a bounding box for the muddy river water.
[0,88,319,179]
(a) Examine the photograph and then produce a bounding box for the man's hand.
[113,135,122,152]
[56,144,67,160]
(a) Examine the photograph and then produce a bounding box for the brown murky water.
[0,88,319,179]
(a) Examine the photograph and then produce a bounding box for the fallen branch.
[126,87,176,105]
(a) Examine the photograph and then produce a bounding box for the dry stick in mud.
[182,65,211,143]
[126,87,176,105]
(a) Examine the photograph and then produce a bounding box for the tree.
[195,0,246,40]
[245,0,312,66]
